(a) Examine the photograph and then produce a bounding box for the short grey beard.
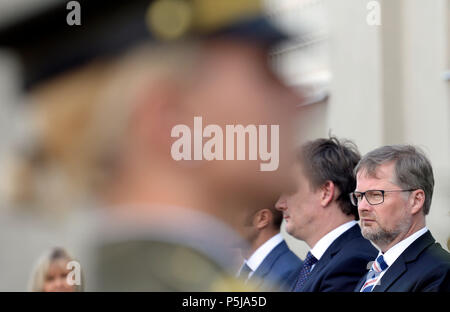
[362,227,400,247]
[362,217,411,248]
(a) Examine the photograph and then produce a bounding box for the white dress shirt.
[238,233,284,279]
[310,220,358,270]
[370,227,428,287]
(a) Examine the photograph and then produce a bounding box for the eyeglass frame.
[349,189,418,206]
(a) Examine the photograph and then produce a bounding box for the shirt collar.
[310,220,357,260]
[378,227,428,267]
[245,233,284,272]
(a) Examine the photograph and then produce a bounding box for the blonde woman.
[28,247,84,292]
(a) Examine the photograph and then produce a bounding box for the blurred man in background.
[276,137,377,291]
[0,0,302,290]
[352,145,450,292]
[237,204,302,291]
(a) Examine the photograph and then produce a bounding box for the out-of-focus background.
[0,0,448,291]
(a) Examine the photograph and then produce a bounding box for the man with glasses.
[352,145,450,292]
[275,137,377,291]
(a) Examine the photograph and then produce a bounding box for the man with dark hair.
[236,206,302,291]
[352,145,450,292]
[276,137,377,291]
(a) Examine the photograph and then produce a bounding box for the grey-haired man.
[352,145,450,292]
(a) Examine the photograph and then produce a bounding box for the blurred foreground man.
[276,137,377,291]
[237,205,302,291]
[352,145,450,292]
[0,0,302,290]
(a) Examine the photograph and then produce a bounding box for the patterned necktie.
[237,262,252,282]
[292,251,318,291]
[360,255,389,292]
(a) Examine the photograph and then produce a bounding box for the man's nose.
[275,195,288,211]
[357,195,372,213]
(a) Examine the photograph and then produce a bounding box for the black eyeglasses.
[349,189,417,206]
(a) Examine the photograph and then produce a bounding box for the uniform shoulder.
[96,239,248,291]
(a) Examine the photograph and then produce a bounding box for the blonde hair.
[28,247,84,292]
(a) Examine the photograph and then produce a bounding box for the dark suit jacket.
[248,240,303,291]
[354,230,450,292]
[293,224,378,292]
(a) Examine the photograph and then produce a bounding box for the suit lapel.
[372,258,406,292]
[372,231,435,292]
[248,240,286,287]
[300,224,361,291]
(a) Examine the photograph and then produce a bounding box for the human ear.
[131,78,183,152]
[410,189,425,215]
[255,209,271,230]
[320,181,335,207]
